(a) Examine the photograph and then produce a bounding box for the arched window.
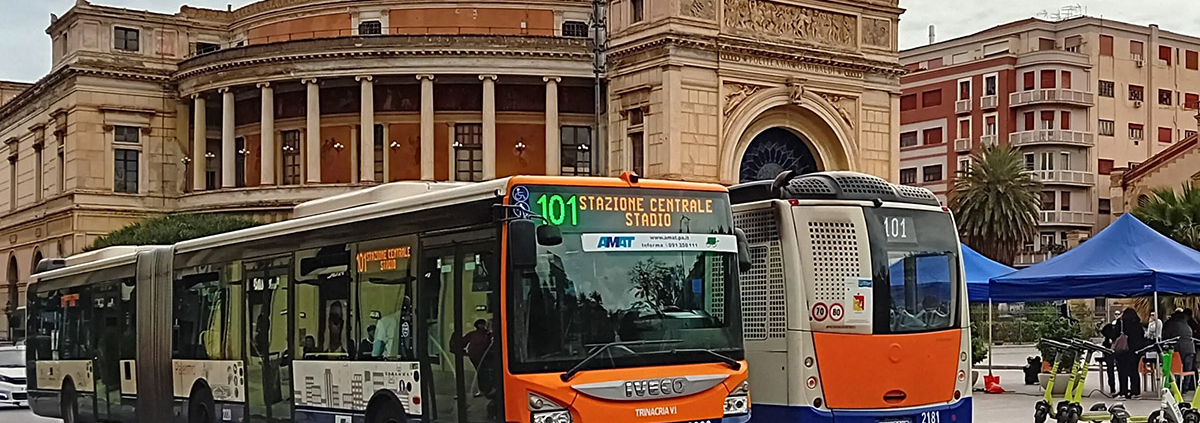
[32,250,43,273]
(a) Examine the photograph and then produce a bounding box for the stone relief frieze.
[683,0,717,20]
[723,83,765,116]
[718,51,866,79]
[863,18,891,48]
[723,0,858,49]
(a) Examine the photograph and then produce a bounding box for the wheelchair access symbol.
[811,302,828,322]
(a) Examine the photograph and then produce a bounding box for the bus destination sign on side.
[356,246,412,272]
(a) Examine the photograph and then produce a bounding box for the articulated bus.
[26,174,751,423]
[730,171,971,423]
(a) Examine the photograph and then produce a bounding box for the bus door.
[244,256,294,423]
[419,231,500,423]
[90,282,123,421]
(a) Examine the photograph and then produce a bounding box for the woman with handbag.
[1115,307,1148,399]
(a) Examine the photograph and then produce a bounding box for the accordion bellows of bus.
[27,174,752,423]
[731,171,973,423]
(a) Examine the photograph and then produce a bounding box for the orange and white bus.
[730,171,971,423]
[27,174,751,423]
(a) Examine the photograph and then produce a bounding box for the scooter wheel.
[1184,410,1200,423]
[1149,410,1163,423]
[1090,403,1109,412]
[1035,408,1049,423]
[1063,408,1081,423]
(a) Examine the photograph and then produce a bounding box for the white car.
[0,345,27,408]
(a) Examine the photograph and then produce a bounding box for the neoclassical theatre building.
[0,0,902,338]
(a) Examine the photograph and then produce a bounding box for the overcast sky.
[1,0,1198,82]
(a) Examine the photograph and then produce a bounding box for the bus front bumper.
[749,398,971,423]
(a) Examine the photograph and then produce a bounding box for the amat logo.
[597,236,635,248]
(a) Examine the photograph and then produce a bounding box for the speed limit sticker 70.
[811,302,828,321]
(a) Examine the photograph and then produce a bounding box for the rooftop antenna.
[928,25,936,45]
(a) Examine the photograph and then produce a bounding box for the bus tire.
[60,380,78,423]
[188,383,216,423]
[366,396,406,423]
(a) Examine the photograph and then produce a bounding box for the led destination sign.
[522,188,716,229]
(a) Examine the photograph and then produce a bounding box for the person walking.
[1116,308,1149,399]
[1164,309,1195,392]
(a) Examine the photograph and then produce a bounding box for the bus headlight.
[532,410,572,423]
[724,395,749,415]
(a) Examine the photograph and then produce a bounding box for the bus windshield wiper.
[560,339,682,382]
[669,348,742,370]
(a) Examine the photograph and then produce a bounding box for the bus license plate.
[880,420,910,423]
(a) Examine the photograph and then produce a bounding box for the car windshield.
[863,207,962,334]
[506,185,743,374]
[0,349,23,367]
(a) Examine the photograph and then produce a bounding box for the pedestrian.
[1100,309,1122,394]
[1147,311,1163,341]
[1164,309,1195,392]
[1116,308,1148,399]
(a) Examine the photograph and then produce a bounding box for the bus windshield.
[507,185,743,374]
[863,207,962,334]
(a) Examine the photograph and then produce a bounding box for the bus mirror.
[509,219,538,268]
[734,228,752,272]
[536,224,562,246]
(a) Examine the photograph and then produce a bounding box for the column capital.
[217,87,231,94]
[301,78,319,85]
[416,74,435,81]
[191,93,204,100]
[256,82,271,89]
[355,75,374,83]
[479,74,498,81]
[543,76,562,83]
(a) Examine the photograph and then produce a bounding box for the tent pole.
[988,298,994,376]
[1154,292,1159,323]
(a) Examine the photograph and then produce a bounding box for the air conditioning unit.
[1133,100,1143,108]
[1135,59,1145,68]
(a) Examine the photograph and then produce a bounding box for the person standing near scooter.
[1102,310,1123,395]
[1116,308,1149,399]
[1164,310,1195,392]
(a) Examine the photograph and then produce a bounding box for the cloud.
[2,1,1198,82]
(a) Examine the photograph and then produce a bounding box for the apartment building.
[900,17,1200,266]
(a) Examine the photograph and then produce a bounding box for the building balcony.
[1040,210,1096,226]
[1009,89,1095,108]
[954,138,971,152]
[1009,130,1095,148]
[980,134,998,147]
[1031,170,1096,186]
[955,99,971,114]
[1015,250,1058,267]
[980,95,999,110]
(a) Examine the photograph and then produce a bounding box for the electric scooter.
[1038,338,1079,423]
[1143,337,1200,423]
[1059,338,1120,423]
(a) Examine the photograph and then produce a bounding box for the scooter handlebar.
[1064,337,1114,355]
[1135,336,1181,354]
[1041,338,1074,351]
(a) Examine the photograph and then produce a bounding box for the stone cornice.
[174,35,592,81]
[607,34,905,77]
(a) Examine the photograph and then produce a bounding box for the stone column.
[258,82,275,185]
[303,78,321,183]
[418,75,435,180]
[661,65,683,178]
[480,74,498,180]
[357,75,375,183]
[192,94,206,191]
[219,87,236,188]
[544,77,561,176]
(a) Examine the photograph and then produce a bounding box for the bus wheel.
[367,398,406,423]
[60,382,79,423]
[189,385,216,423]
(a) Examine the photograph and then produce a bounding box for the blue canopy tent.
[990,213,1200,303]
[962,243,1015,302]
[884,243,1012,303]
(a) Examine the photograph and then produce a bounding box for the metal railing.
[1031,170,1096,185]
[188,25,568,58]
[1014,251,1058,267]
[1040,210,1096,225]
[1010,129,1095,147]
[1010,88,1095,107]
[954,138,971,152]
[980,134,998,147]
[955,99,971,114]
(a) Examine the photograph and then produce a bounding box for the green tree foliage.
[1134,183,1200,251]
[969,317,989,366]
[949,145,1043,265]
[87,213,261,252]
[629,257,686,310]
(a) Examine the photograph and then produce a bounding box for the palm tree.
[948,145,1043,265]
[1134,183,1200,250]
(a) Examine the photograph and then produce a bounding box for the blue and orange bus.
[27,174,752,423]
[730,171,971,423]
